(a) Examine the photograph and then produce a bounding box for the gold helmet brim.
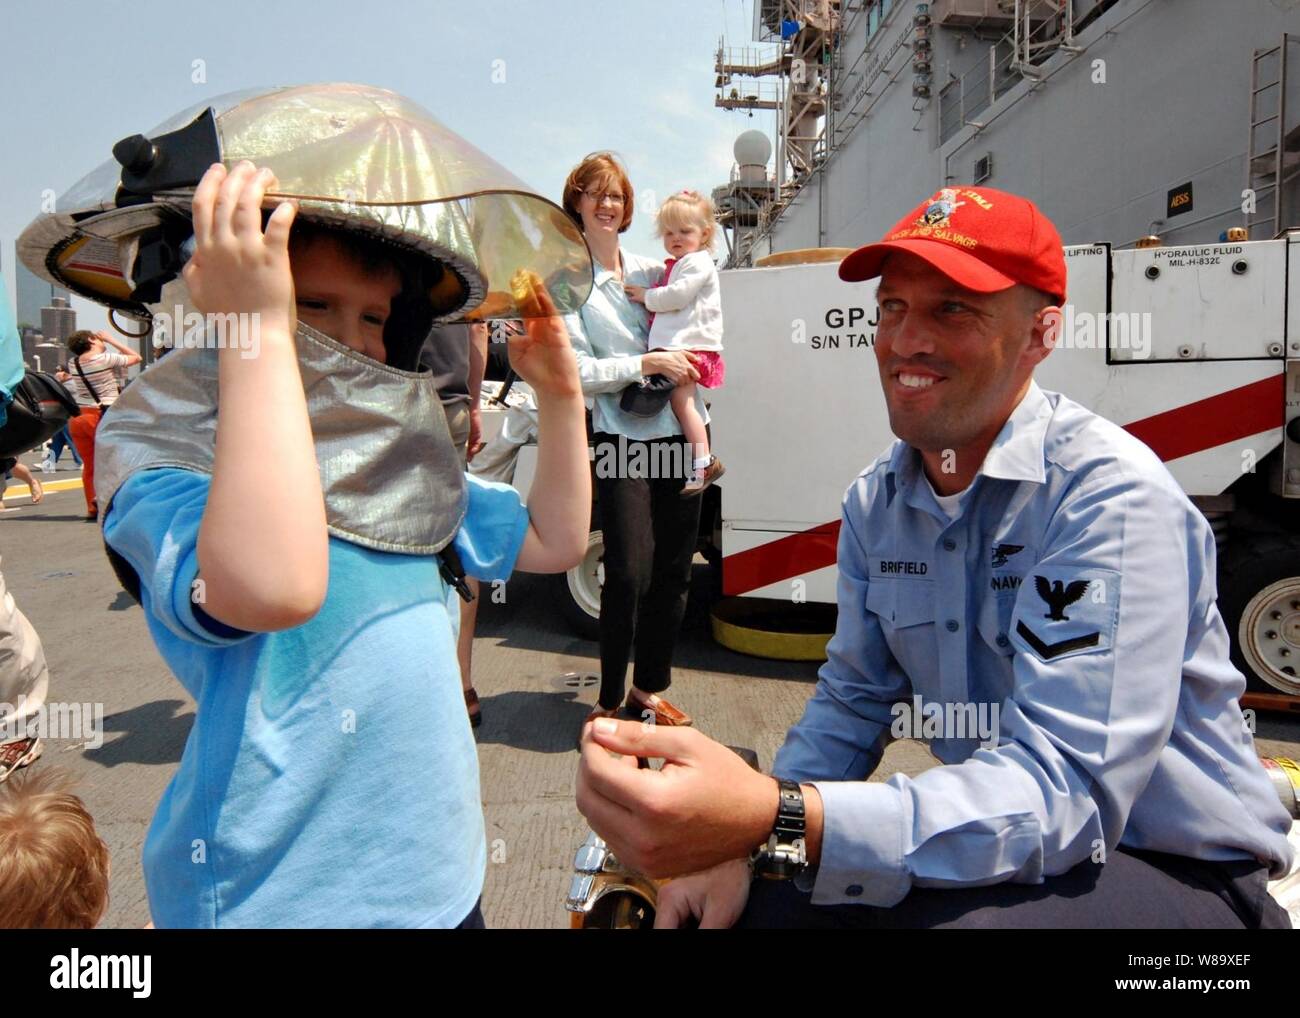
[18,83,593,321]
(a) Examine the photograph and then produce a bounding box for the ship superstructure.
[711,0,1300,264]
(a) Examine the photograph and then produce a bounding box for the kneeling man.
[576,187,1294,929]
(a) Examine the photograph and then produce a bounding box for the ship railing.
[716,79,785,111]
[716,43,789,80]
[937,2,1070,144]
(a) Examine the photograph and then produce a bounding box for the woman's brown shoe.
[625,690,693,727]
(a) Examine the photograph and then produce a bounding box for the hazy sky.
[0,0,777,333]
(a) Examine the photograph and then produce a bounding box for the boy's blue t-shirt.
[103,467,530,928]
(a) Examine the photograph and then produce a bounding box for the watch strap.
[750,778,808,880]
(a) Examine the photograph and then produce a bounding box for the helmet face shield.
[19,83,593,321]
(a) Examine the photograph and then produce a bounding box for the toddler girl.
[625,190,725,495]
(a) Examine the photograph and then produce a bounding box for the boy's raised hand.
[184,161,298,336]
[505,272,581,400]
[189,161,328,634]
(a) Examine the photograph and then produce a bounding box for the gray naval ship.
[711,0,1299,261]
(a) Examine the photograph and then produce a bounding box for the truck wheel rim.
[566,531,604,621]
[1239,578,1300,696]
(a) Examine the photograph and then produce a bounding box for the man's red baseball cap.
[838,186,1067,303]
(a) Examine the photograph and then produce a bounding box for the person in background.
[466,322,539,497]
[63,330,141,520]
[0,274,50,786]
[419,321,490,727]
[561,152,705,732]
[39,415,82,473]
[624,189,726,495]
[0,550,48,784]
[0,457,43,512]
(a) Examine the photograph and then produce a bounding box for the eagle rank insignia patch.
[1010,567,1120,662]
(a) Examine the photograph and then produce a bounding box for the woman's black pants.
[592,430,705,709]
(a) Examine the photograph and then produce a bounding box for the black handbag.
[618,372,676,418]
[0,370,81,458]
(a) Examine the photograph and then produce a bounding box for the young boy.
[0,768,111,928]
[98,158,589,927]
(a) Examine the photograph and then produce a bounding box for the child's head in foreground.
[282,219,452,370]
[0,768,109,928]
[654,190,717,260]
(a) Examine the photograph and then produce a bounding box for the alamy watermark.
[151,307,261,359]
[891,695,999,749]
[1043,305,1151,359]
[50,950,150,997]
[591,434,696,481]
[0,697,104,749]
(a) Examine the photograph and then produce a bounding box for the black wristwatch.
[749,778,808,880]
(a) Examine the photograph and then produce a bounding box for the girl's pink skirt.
[657,349,724,388]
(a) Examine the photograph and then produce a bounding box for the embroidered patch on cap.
[887,187,996,249]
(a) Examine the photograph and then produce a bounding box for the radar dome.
[734,130,772,167]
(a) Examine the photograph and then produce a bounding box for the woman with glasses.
[561,152,707,734]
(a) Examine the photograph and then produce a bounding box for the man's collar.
[979,379,1051,484]
[886,379,1052,499]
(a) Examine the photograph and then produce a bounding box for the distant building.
[19,325,42,365]
[10,245,77,367]
[40,296,76,346]
[13,254,70,334]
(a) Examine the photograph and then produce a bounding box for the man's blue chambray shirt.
[772,380,1295,907]
[563,249,710,440]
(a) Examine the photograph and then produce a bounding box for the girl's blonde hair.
[0,767,110,928]
[655,190,718,251]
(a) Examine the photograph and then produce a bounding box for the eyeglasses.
[582,189,625,207]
